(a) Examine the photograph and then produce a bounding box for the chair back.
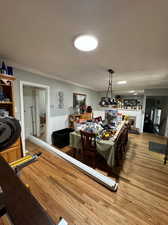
[121,126,128,145]
[80,130,96,153]
[115,126,128,164]
[94,116,102,123]
[164,138,168,164]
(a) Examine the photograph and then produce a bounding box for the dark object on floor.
[149,141,166,154]
[0,117,21,151]
[52,128,74,148]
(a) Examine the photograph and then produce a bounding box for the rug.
[149,141,166,154]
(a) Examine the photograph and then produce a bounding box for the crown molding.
[7,60,98,92]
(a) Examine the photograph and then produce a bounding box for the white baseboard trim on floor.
[28,135,118,192]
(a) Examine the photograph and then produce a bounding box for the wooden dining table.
[70,121,126,168]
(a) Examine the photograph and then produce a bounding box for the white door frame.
[20,81,50,156]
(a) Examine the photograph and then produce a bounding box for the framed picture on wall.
[58,91,64,109]
[73,93,86,113]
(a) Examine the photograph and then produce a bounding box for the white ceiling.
[1,0,168,94]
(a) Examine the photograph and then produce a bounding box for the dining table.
[70,121,126,168]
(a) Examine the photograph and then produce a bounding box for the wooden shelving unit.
[0,73,16,80]
[0,102,13,104]
[0,74,15,117]
[0,74,22,163]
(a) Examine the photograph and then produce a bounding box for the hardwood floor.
[21,133,168,225]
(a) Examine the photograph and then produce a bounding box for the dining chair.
[80,130,97,168]
[122,126,129,153]
[115,126,128,165]
[164,137,168,164]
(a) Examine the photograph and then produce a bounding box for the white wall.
[118,109,144,132]
[15,69,168,140]
[50,115,69,132]
[38,89,46,114]
[14,68,99,143]
[145,88,168,96]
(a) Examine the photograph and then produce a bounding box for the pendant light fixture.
[99,69,117,107]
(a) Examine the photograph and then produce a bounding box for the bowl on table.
[101,130,116,140]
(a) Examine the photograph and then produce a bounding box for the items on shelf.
[122,99,142,110]
[99,96,143,110]
[7,66,13,75]
[0,74,15,117]
[1,61,7,74]
[0,61,13,75]
[0,86,11,103]
[0,86,5,101]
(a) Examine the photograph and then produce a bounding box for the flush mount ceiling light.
[133,92,138,95]
[74,35,98,52]
[117,80,127,84]
[129,90,135,93]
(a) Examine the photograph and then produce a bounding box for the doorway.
[143,96,168,163]
[20,81,50,155]
[23,86,47,140]
[144,96,168,136]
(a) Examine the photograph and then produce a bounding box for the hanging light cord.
[106,69,113,98]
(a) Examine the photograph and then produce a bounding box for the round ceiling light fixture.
[74,35,98,52]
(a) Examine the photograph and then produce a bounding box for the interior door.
[35,88,40,137]
[34,88,46,140]
[23,87,36,138]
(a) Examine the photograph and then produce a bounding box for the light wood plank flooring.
[21,133,168,225]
